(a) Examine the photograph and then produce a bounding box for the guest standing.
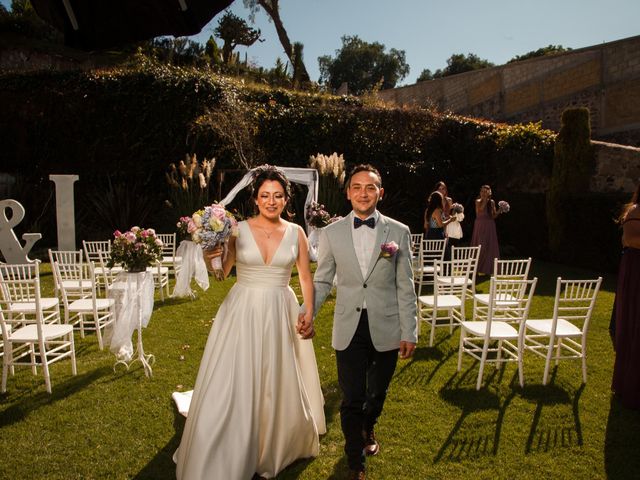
[423,190,453,240]
[434,181,453,218]
[611,183,640,410]
[470,185,501,275]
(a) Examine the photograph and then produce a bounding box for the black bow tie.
[354,217,375,229]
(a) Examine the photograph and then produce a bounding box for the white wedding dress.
[174,221,326,480]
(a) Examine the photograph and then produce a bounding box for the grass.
[1,260,639,480]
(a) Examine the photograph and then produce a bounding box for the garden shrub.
[547,108,595,262]
[3,62,624,271]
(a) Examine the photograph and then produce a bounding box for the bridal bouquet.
[450,203,465,222]
[188,203,239,280]
[108,227,163,273]
[498,200,511,214]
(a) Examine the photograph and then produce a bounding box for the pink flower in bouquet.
[380,241,399,258]
[498,200,510,214]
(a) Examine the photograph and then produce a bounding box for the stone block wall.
[378,35,640,146]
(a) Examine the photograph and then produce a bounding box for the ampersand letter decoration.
[0,199,42,264]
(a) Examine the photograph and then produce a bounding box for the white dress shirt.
[351,211,379,310]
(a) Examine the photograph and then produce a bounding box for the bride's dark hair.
[250,165,292,200]
[249,165,294,218]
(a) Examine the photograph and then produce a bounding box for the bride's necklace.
[256,223,280,239]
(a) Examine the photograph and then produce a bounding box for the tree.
[318,35,410,95]
[417,69,434,82]
[214,10,261,64]
[243,0,311,85]
[431,53,494,79]
[142,37,206,66]
[508,44,571,63]
[0,0,61,41]
[204,35,223,66]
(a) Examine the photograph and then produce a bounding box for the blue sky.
[5,0,640,85]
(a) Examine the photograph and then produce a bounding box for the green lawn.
[1,260,639,480]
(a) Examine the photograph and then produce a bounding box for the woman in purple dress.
[611,184,640,410]
[470,185,502,275]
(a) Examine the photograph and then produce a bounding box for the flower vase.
[127,265,147,273]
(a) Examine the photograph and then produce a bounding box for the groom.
[312,164,417,479]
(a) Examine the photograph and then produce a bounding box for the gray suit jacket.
[313,212,418,351]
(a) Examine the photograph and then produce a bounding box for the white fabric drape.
[219,167,319,233]
[106,272,154,361]
[171,240,209,298]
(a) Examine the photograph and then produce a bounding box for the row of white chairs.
[414,252,602,390]
[0,234,182,393]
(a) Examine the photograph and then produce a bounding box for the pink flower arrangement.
[108,226,163,272]
[380,241,399,258]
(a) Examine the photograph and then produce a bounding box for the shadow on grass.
[322,381,343,426]
[0,366,110,429]
[605,396,640,480]
[326,456,349,480]
[133,403,184,480]
[519,372,584,454]
[394,344,456,388]
[434,368,518,462]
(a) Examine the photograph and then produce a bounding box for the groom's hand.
[399,341,416,359]
[297,313,315,339]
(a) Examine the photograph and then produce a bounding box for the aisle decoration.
[189,203,239,280]
[108,227,163,272]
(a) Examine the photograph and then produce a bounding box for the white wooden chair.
[410,233,423,270]
[525,277,602,385]
[0,275,76,394]
[458,277,537,390]
[48,249,92,301]
[473,257,532,320]
[0,262,61,326]
[438,245,481,297]
[146,261,170,302]
[52,261,116,350]
[418,258,472,346]
[82,240,121,294]
[157,233,182,276]
[414,238,448,297]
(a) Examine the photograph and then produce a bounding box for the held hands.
[296,311,315,339]
[399,341,416,359]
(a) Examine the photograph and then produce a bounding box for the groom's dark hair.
[345,164,382,189]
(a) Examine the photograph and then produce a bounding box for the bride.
[174,165,326,479]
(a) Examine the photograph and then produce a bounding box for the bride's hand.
[203,246,224,272]
[296,312,315,339]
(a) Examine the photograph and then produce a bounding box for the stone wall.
[378,35,640,146]
[591,141,640,193]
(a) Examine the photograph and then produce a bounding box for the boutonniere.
[379,241,399,258]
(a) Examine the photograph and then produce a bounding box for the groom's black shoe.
[348,469,366,480]
[363,429,379,456]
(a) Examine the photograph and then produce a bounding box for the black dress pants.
[335,310,399,471]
